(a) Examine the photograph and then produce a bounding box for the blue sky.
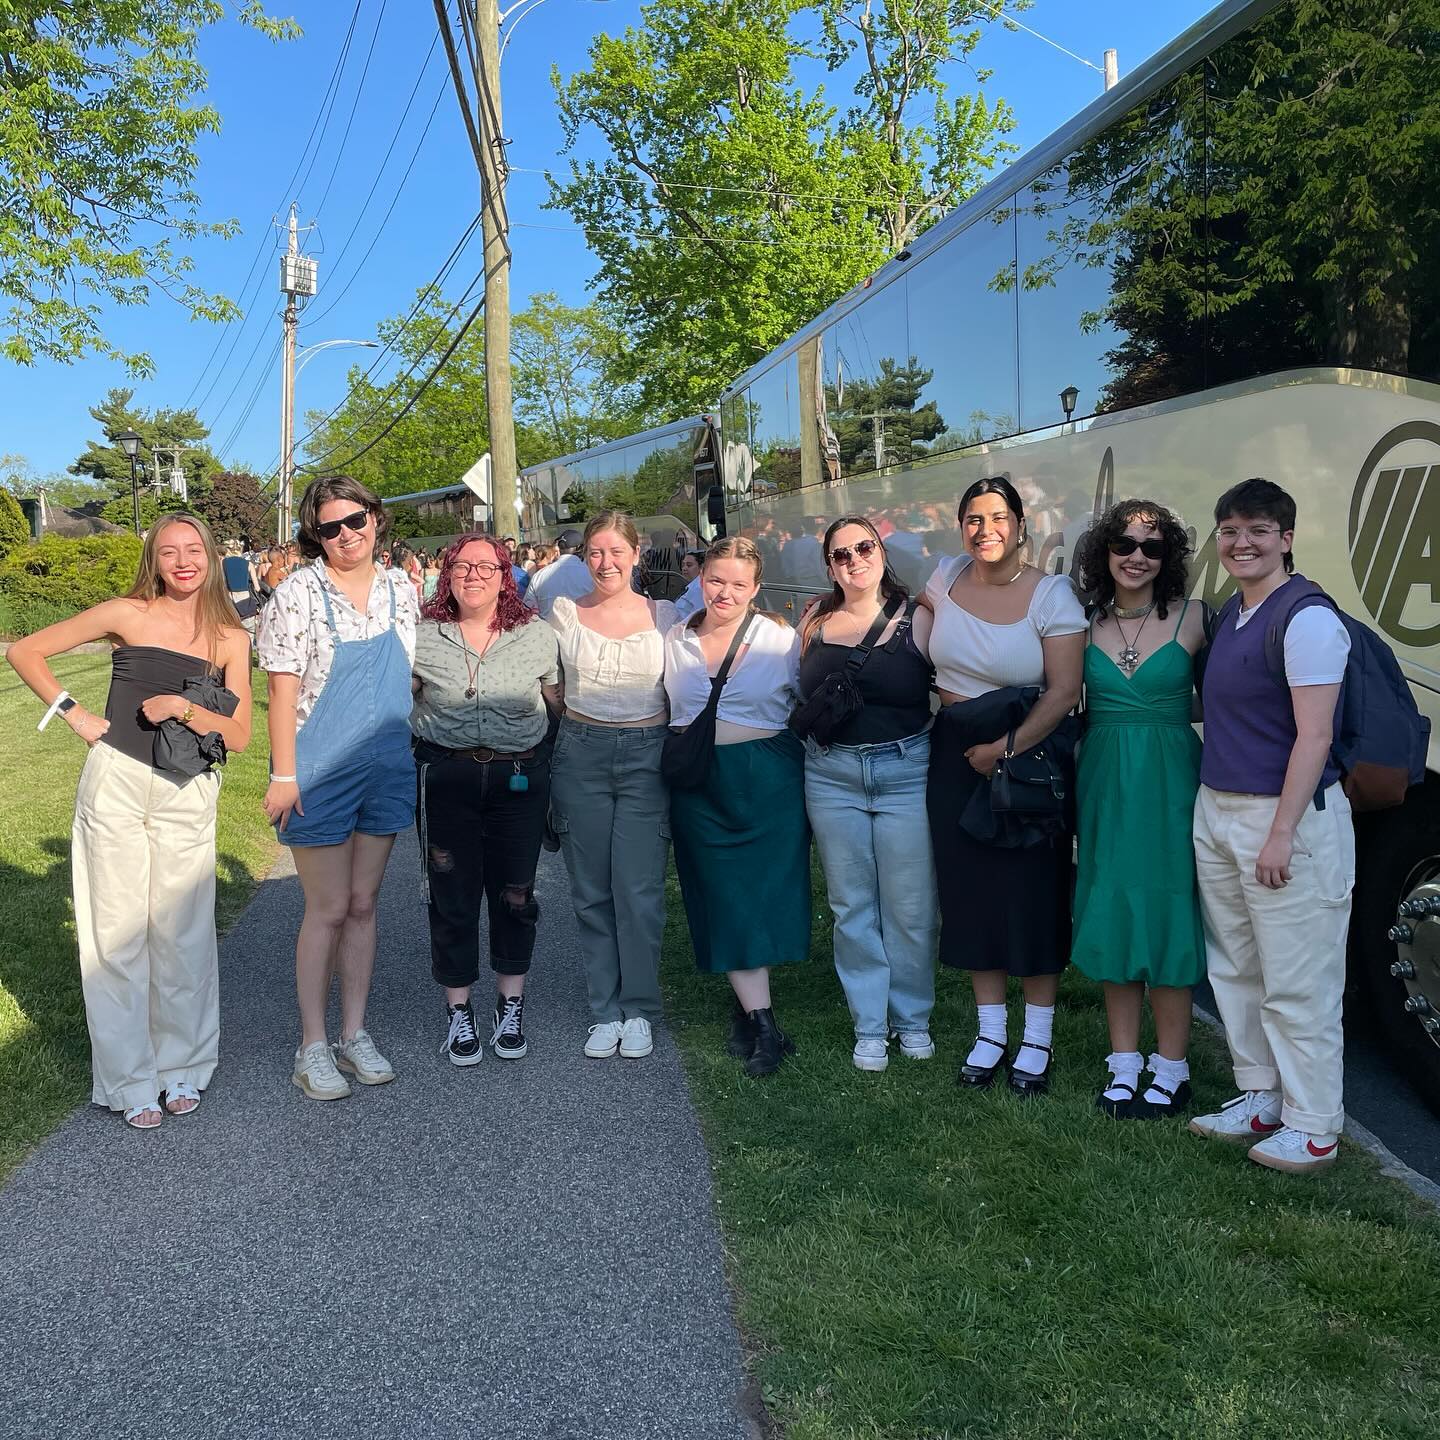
[1,0,1215,482]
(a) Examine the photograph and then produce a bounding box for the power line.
[976,1,1105,75]
[509,165,928,210]
[509,218,894,249]
[289,1,367,207]
[311,0,391,222]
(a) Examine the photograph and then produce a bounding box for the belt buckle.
[471,746,498,764]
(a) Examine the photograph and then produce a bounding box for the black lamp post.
[1059,385,1079,427]
[116,429,143,536]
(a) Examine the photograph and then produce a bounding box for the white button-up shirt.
[663,613,800,730]
[523,554,594,619]
[257,558,419,728]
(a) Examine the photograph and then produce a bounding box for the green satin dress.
[1071,606,1206,987]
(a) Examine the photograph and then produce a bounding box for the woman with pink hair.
[411,534,562,1066]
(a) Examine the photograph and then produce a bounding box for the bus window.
[822,275,911,477]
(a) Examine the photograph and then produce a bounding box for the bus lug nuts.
[1403,995,1432,1015]
[1391,959,1417,979]
[1388,923,1415,944]
[1425,1018,1440,1036]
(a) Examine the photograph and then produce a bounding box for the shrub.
[0,534,143,631]
[0,488,29,560]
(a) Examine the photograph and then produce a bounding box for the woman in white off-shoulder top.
[547,511,676,1061]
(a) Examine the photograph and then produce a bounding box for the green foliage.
[386,505,427,540]
[0,533,144,622]
[548,0,1017,416]
[194,471,269,545]
[826,357,945,473]
[0,2,298,377]
[0,487,30,559]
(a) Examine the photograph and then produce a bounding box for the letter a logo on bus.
[1350,420,1440,648]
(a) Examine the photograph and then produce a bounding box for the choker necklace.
[1111,600,1154,620]
[977,561,1027,586]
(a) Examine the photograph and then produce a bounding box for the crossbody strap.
[841,593,904,675]
[701,612,754,715]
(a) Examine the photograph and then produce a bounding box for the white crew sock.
[1143,1053,1190,1106]
[1012,1002,1054,1075]
[965,1004,1007,1069]
[1102,1050,1144,1103]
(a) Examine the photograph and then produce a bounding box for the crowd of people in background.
[7,470,1359,1177]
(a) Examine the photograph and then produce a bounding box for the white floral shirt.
[258,558,419,728]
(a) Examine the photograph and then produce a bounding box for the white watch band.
[38,691,72,731]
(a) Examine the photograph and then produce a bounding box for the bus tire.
[1352,781,1440,1118]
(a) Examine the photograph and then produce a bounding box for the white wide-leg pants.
[71,744,222,1111]
[1193,782,1354,1134]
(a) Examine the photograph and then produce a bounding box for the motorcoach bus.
[386,0,1440,1108]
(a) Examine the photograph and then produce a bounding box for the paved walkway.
[0,836,756,1440]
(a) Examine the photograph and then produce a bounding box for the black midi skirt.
[926,705,1072,978]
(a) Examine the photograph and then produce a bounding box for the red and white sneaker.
[1187,1090,1282,1144]
[1248,1127,1340,1174]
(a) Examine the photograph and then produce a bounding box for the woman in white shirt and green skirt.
[663,536,811,1077]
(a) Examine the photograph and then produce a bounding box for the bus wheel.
[1354,790,1440,1117]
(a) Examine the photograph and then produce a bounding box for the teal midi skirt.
[670,731,812,973]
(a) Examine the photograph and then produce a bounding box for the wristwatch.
[57,696,77,715]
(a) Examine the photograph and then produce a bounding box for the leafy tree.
[825,357,946,471]
[195,471,269,545]
[0,2,297,376]
[548,0,1017,417]
[0,487,30,558]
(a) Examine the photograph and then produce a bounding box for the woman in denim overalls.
[258,476,418,1101]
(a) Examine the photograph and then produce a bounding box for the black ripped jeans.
[415,738,551,985]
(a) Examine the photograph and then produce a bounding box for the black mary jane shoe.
[1129,1078,1193,1120]
[957,1035,1009,1090]
[1007,1042,1053,1098]
[725,998,757,1059]
[1095,1080,1137,1118]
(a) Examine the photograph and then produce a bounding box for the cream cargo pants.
[71,744,222,1111]
[1192,782,1354,1134]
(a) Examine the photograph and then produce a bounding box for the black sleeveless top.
[104,646,219,767]
[798,615,933,746]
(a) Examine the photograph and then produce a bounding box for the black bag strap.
[841,593,904,676]
[700,611,754,717]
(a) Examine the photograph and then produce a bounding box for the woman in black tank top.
[7,515,252,1130]
[796,516,939,1075]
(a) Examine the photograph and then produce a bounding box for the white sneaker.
[852,1037,889,1072]
[1188,1090,1282,1144]
[332,1028,395,1085]
[1248,1126,1340,1174]
[894,1030,936,1060]
[293,1041,351,1101]
[619,1016,653,1058]
[585,1020,624,1058]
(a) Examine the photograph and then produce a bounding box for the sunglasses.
[1107,537,1165,560]
[828,538,880,567]
[315,509,371,541]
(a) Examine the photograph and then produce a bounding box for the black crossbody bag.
[788,594,904,747]
[661,613,752,790]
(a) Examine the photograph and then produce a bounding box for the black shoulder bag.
[661,614,753,790]
[788,594,903,747]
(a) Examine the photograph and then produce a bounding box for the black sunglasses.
[315,509,371,541]
[1108,536,1165,560]
[828,538,880,567]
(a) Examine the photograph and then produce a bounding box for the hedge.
[0,488,29,560]
[0,534,144,635]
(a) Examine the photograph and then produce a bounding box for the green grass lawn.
[660,866,1440,1440]
[0,653,277,1178]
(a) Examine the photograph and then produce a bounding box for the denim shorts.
[278,748,417,848]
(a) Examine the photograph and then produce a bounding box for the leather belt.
[429,742,538,764]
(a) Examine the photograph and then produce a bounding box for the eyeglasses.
[1216,525,1283,543]
[828,538,880,567]
[1108,537,1166,560]
[315,509,370,541]
[452,560,501,579]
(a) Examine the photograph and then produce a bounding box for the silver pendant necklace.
[1112,602,1154,676]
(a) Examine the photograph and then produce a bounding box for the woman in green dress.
[1072,500,1207,1118]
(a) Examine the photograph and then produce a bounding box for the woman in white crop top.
[922,478,1086,1099]
[547,511,677,1060]
[663,536,810,1078]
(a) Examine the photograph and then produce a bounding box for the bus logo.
[1350,421,1440,647]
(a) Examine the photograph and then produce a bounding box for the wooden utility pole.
[473,0,517,537]
[276,204,316,541]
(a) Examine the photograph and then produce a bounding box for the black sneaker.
[442,1001,483,1068]
[492,994,528,1060]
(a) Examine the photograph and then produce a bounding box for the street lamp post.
[116,429,144,536]
[280,339,380,542]
[1059,385,1079,429]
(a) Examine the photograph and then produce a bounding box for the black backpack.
[1197,576,1428,812]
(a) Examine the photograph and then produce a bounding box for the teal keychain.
[509,760,528,793]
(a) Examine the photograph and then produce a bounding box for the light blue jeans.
[804,730,937,1039]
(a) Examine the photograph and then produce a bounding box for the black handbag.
[152,673,239,779]
[990,725,1066,820]
[788,594,904,746]
[661,614,752,790]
